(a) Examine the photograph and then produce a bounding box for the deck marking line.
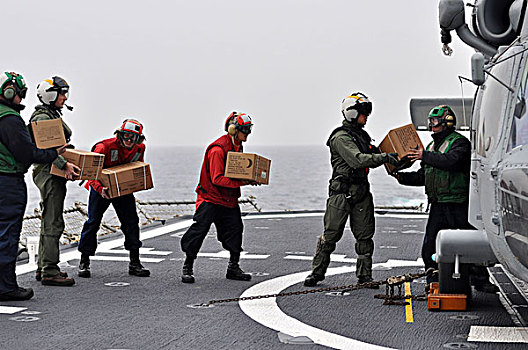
[198,251,270,259]
[16,219,194,276]
[90,256,164,263]
[0,306,27,314]
[404,282,413,323]
[468,326,528,343]
[97,248,172,256]
[284,254,357,263]
[240,259,423,350]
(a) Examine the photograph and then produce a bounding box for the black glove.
[385,153,399,166]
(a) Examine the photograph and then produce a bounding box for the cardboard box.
[30,118,67,149]
[50,149,105,180]
[99,161,153,198]
[378,124,424,174]
[224,152,271,185]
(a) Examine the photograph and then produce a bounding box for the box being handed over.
[50,149,105,180]
[99,161,153,198]
[378,124,424,174]
[224,152,271,185]
[30,118,67,149]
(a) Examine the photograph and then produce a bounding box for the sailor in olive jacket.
[29,76,79,286]
[304,93,398,287]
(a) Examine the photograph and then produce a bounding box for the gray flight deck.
[2,211,527,349]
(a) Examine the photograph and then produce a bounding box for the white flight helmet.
[341,92,372,121]
[36,76,70,106]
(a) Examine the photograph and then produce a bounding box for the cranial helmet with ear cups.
[224,111,253,135]
[37,76,70,106]
[114,118,145,145]
[0,72,27,100]
[428,105,456,130]
[341,92,372,121]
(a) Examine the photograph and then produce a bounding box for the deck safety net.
[20,196,261,246]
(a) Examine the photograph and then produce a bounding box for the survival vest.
[29,105,72,177]
[196,134,241,207]
[424,131,469,203]
[327,124,377,186]
[0,104,29,174]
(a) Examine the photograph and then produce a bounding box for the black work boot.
[226,252,251,281]
[0,287,34,301]
[129,249,150,277]
[78,253,91,278]
[304,273,324,287]
[181,256,195,284]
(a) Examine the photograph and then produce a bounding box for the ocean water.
[24,145,426,215]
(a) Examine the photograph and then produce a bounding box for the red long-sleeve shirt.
[86,137,145,194]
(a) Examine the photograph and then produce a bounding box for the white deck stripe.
[0,306,27,314]
[90,256,164,263]
[198,251,270,259]
[239,259,423,350]
[468,326,528,343]
[285,254,357,263]
[97,248,172,256]
[16,219,194,276]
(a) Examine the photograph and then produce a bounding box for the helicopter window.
[477,61,513,156]
[507,62,528,151]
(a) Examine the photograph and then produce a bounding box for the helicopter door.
[498,53,528,271]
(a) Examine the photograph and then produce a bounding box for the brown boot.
[36,270,68,281]
[41,274,75,286]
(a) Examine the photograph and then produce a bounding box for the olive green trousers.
[34,171,67,278]
[311,192,375,279]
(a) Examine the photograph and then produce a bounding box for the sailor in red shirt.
[180,112,257,283]
[77,119,150,278]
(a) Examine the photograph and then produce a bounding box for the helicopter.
[408,0,528,294]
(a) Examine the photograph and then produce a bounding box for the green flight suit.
[311,120,392,280]
[30,105,72,278]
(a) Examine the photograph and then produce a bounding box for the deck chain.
[199,268,435,307]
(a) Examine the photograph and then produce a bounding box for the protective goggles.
[16,86,27,99]
[428,116,443,127]
[120,132,139,143]
[237,124,253,135]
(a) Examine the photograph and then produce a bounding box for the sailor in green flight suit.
[304,93,399,287]
[30,76,79,286]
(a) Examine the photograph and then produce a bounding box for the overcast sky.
[4,0,476,148]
